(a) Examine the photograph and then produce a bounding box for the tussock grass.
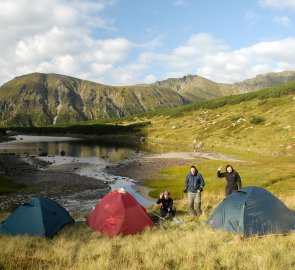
[0,194,295,270]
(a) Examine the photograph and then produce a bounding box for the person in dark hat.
[217,164,242,197]
[156,190,176,219]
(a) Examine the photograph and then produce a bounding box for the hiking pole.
[147,210,169,221]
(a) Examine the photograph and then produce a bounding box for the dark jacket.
[185,172,205,193]
[156,197,174,217]
[156,197,173,212]
[217,169,242,193]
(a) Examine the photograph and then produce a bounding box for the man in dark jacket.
[217,164,242,197]
[184,165,205,216]
[156,190,175,219]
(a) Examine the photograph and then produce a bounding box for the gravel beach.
[0,154,110,213]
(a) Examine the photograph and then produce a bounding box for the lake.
[0,135,139,162]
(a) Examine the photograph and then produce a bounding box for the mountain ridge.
[1,70,295,126]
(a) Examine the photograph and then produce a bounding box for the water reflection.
[0,135,138,162]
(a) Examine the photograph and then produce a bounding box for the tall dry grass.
[1,190,295,270]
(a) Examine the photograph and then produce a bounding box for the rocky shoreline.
[0,153,110,213]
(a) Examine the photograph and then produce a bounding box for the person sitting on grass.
[156,190,176,219]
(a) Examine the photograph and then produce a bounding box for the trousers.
[187,191,202,216]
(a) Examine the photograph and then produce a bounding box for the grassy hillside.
[0,73,188,126]
[131,81,295,156]
[153,70,295,102]
[1,71,295,126]
[153,74,233,102]
[235,70,295,92]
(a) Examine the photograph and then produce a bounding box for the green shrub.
[257,100,268,106]
[250,116,265,125]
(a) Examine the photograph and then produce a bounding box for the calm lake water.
[0,135,139,162]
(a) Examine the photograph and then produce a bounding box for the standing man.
[184,165,205,216]
[217,164,242,197]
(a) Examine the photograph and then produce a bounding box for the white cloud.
[259,0,295,10]
[0,0,131,85]
[196,38,295,82]
[142,34,295,83]
[273,16,292,26]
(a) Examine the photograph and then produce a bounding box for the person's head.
[226,165,233,173]
[190,165,198,175]
[163,190,170,199]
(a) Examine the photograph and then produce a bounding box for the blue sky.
[1,0,295,85]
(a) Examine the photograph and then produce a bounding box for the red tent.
[87,189,155,236]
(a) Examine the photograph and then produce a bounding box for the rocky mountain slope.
[0,73,188,126]
[1,71,295,126]
[154,70,295,102]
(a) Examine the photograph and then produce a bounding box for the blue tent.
[0,197,74,238]
[207,186,295,237]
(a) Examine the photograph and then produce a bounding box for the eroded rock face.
[0,73,189,126]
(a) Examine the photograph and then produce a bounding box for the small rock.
[286,145,294,150]
[283,125,292,130]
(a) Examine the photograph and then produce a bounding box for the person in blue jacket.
[184,165,205,216]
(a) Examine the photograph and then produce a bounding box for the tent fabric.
[0,197,74,238]
[207,186,295,237]
[123,186,154,207]
[87,189,155,236]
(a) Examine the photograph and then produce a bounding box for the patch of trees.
[7,122,151,136]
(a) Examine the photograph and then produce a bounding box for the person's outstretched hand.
[218,166,222,171]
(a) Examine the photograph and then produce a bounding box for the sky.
[1,0,295,86]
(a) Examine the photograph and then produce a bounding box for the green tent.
[207,186,295,237]
[0,197,74,238]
